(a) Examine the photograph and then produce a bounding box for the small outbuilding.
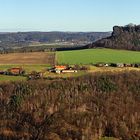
[116,63,124,68]
[7,67,25,75]
[124,64,132,67]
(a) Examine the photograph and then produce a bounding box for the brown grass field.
[0,52,55,65]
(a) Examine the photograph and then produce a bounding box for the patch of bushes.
[96,76,117,92]
[73,65,90,70]
[0,72,140,140]
[9,94,23,109]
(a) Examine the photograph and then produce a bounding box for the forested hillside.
[0,32,110,52]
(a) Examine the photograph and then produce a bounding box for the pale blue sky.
[0,0,140,32]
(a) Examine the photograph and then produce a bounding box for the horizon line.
[0,30,112,33]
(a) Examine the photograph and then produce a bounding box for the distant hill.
[87,24,140,51]
[0,32,110,50]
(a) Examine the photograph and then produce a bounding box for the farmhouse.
[49,65,78,74]
[55,65,67,70]
[7,68,25,75]
[54,65,67,74]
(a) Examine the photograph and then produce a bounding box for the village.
[0,62,140,81]
[0,65,78,80]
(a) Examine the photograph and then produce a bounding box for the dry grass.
[0,130,31,139]
[0,52,55,65]
[88,66,140,73]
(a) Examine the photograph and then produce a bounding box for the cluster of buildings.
[0,65,78,80]
[0,63,140,80]
[95,63,140,68]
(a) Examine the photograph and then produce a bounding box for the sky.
[0,0,140,32]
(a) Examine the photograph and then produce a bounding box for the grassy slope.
[56,48,140,65]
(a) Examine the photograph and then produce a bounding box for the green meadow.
[56,48,140,65]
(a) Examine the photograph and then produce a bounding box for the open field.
[0,52,55,65]
[1,48,140,66]
[0,75,26,82]
[56,48,140,64]
[0,49,140,82]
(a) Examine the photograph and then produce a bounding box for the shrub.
[96,76,117,92]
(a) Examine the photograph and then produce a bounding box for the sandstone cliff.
[88,24,140,51]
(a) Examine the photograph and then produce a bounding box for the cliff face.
[90,25,140,51]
